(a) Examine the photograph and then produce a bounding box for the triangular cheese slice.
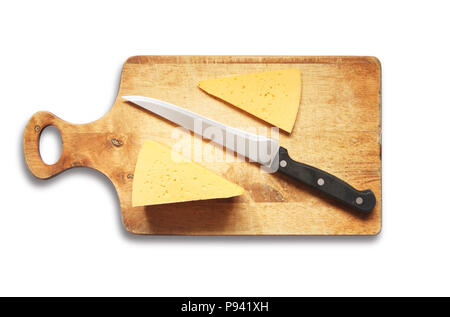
[132,140,244,207]
[198,69,301,133]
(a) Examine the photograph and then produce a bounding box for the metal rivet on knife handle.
[280,160,287,167]
[355,197,364,205]
[317,178,325,186]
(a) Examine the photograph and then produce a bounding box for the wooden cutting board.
[23,56,381,235]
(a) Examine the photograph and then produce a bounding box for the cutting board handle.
[23,111,76,179]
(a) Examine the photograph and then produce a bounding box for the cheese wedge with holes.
[132,140,244,207]
[198,69,302,133]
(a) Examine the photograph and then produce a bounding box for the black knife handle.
[277,147,376,213]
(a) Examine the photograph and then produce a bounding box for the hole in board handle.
[38,125,62,165]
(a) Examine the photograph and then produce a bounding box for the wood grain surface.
[23,56,381,235]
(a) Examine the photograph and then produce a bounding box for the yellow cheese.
[198,69,302,133]
[132,140,244,207]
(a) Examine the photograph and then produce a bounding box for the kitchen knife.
[123,96,376,213]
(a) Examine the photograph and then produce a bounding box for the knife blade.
[123,95,376,213]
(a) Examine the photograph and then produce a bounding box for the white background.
[1,0,449,296]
